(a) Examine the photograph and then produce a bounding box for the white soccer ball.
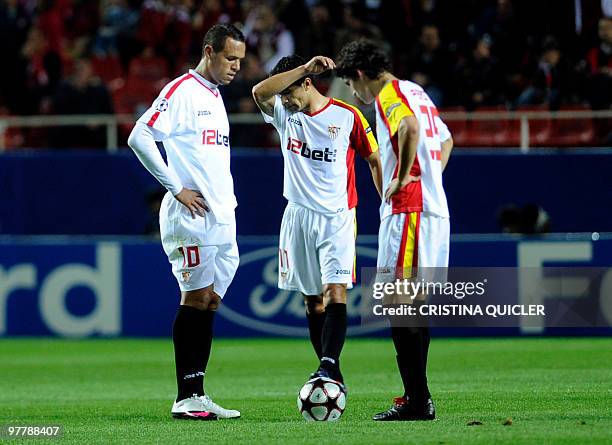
[297,377,346,421]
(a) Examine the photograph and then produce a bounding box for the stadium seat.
[111,79,159,142]
[91,55,124,83]
[463,106,519,147]
[517,104,552,147]
[548,105,596,147]
[128,55,169,83]
[440,107,467,147]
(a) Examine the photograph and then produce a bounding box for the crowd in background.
[0,0,611,147]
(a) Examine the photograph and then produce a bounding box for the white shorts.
[377,211,449,281]
[159,192,239,296]
[278,202,355,295]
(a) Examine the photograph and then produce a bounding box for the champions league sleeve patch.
[155,98,169,112]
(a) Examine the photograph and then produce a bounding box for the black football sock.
[320,303,347,373]
[421,326,431,399]
[201,310,216,380]
[173,305,213,402]
[391,326,427,405]
[306,311,326,359]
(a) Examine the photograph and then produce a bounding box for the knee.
[304,296,324,315]
[323,284,347,306]
[181,287,221,311]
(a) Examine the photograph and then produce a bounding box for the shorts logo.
[328,125,340,140]
[155,98,169,112]
[336,269,351,275]
[181,271,192,283]
[197,110,211,116]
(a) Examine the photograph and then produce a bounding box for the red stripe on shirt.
[147,73,193,127]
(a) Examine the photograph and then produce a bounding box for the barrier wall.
[1,149,611,235]
[1,235,610,337]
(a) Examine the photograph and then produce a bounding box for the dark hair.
[335,40,391,80]
[203,24,245,53]
[270,55,309,90]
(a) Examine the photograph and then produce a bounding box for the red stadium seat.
[91,55,124,83]
[439,107,467,147]
[548,105,596,147]
[463,106,519,147]
[517,104,552,147]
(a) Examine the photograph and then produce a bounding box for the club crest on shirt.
[181,271,192,283]
[155,98,169,112]
[328,125,341,140]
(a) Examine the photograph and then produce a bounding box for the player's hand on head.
[384,176,421,203]
[303,56,336,75]
[174,188,210,219]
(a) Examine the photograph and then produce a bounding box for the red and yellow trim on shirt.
[396,212,420,279]
[375,80,423,214]
[330,98,379,211]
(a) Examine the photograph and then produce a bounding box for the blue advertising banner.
[1,234,610,337]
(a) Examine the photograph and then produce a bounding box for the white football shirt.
[262,96,378,214]
[138,69,237,225]
[375,79,451,220]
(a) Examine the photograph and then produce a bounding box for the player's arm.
[385,115,420,202]
[441,136,453,172]
[365,151,383,198]
[127,123,209,219]
[251,55,335,116]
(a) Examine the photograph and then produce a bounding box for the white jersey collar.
[189,69,219,96]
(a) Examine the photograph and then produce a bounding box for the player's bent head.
[270,55,311,90]
[335,40,390,81]
[203,23,245,53]
[202,24,246,85]
[270,55,316,113]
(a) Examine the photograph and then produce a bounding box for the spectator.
[454,34,505,110]
[404,24,453,106]
[586,17,612,109]
[20,26,63,114]
[335,2,384,58]
[50,58,114,148]
[244,3,294,73]
[296,3,335,59]
[93,0,138,57]
[517,36,568,110]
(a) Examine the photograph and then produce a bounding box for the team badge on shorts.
[328,125,340,141]
[181,271,192,283]
[155,98,169,112]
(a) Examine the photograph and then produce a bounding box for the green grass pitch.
[1,337,611,444]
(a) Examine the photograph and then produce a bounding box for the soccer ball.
[297,377,346,421]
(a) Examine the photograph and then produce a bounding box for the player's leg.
[315,283,348,384]
[303,294,325,360]
[187,241,241,419]
[312,209,354,384]
[173,284,220,402]
[373,212,434,421]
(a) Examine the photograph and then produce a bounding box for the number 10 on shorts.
[178,246,201,268]
[279,248,289,277]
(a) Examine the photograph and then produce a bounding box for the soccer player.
[127,24,245,420]
[251,55,383,387]
[336,40,454,421]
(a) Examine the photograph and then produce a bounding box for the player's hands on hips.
[384,176,421,202]
[303,56,336,75]
[175,188,210,219]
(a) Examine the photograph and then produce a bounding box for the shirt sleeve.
[261,95,288,133]
[350,107,379,158]
[436,114,452,142]
[137,87,184,139]
[127,122,183,196]
[378,82,414,137]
